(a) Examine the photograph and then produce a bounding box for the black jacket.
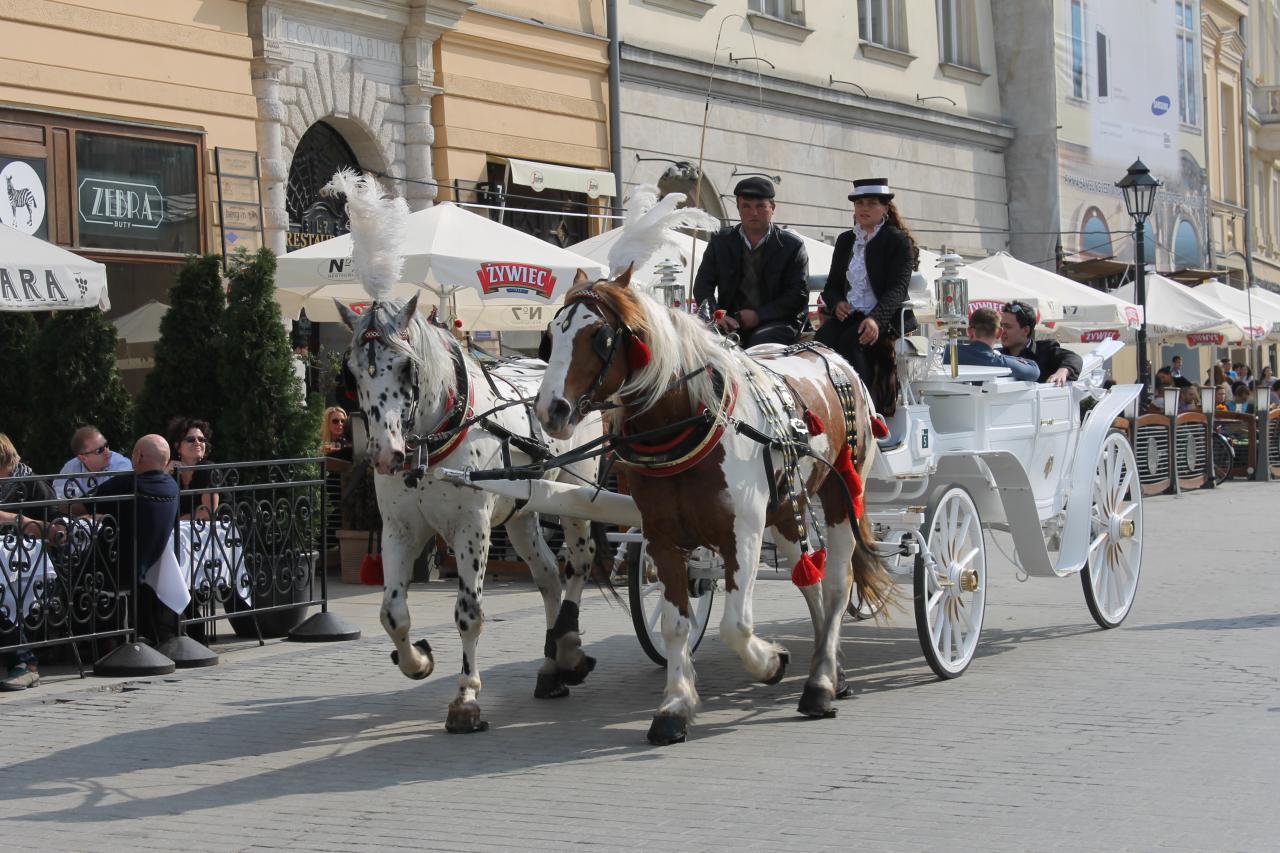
[820,225,918,336]
[693,226,809,333]
[1011,337,1084,383]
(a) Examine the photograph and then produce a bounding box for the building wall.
[617,1,1012,258]
[1247,0,1280,289]
[431,5,610,198]
[1203,1,1250,281]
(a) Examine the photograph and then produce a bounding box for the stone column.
[400,82,440,211]
[252,55,291,254]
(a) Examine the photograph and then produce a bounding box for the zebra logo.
[0,161,46,236]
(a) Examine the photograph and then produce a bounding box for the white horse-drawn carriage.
[328,171,1142,744]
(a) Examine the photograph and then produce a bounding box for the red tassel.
[834,444,865,520]
[803,411,825,436]
[626,336,652,370]
[871,414,889,439]
[791,547,826,587]
[359,553,384,586]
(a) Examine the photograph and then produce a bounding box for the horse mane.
[352,298,457,405]
[581,281,764,415]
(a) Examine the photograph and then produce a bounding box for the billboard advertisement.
[1056,0,1207,271]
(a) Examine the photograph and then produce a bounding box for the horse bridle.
[359,306,423,436]
[539,290,632,415]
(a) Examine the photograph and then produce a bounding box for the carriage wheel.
[1081,432,1143,628]
[626,536,717,667]
[913,486,987,679]
[1211,431,1234,486]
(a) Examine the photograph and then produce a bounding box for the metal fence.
[0,457,357,677]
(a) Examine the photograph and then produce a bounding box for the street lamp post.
[1117,159,1161,407]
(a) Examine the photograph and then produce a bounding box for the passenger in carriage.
[693,176,810,348]
[997,300,1083,386]
[945,308,1039,381]
[815,178,919,415]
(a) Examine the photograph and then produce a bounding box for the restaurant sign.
[78,176,166,235]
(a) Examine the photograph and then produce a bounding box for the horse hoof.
[760,649,790,685]
[798,683,837,719]
[534,671,570,700]
[835,671,853,700]
[558,654,597,686]
[445,701,489,734]
[647,714,688,746]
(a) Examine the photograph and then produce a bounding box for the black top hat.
[733,176,776,199]
[848,178,894,201]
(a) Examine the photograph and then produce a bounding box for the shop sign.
[221,203,262,231]
[1080,329,1122,342]
[219,176,260,205]
[216,148,264,262]
[78,176,166,233]
[1186,332,1224,346]
[0,160,47,237]
[475,263,556,299]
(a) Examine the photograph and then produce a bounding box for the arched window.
[287,122,360,236]
[1080,207,1113,256]
[1174,219,1200,269]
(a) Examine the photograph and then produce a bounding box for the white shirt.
[845,220,884,314]
[54,450,133,499]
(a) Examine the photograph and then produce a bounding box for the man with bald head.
[86,435,180,640]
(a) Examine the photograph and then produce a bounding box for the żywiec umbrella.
[0,223,109,311]
[1113,274,1248,345]
[274,202,607,331]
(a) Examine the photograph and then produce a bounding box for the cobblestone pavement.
[2,483,1277,852]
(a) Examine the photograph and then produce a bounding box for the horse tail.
[588,519,626,607]
[851,510,896,618]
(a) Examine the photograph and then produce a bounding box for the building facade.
[0,0,259,320]
[1202,0,1251,285]
[1245,0,1280,290]
[617,0,1014,258]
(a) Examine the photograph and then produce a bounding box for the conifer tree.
[0,312,38,451]
[27,308,133,473]
[217,248,318,467]
[135,254,226,435]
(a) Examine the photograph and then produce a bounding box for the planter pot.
[337,529,376,584]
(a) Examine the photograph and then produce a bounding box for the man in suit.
[947,308,1039,380]
[693,177,809,348]
[998,300,1083,386]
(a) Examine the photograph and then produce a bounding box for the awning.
[507,158,617,199]
[1,223,110,311]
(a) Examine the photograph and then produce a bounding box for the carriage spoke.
[927,589,945,616]
[932,605,946,649]
[955,546,981,570]
[645,587,663,634]
[1088,531,1108,556]
[950,611,964,659]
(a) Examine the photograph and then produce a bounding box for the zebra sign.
[0,160,47,238]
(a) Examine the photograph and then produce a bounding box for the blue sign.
[1151,95,1171,116]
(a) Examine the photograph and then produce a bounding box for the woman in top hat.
[816,178,919,415]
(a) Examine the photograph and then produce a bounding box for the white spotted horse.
[534,268,894,745]
[337,295,606,734]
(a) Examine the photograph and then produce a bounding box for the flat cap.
[733,176,775,199]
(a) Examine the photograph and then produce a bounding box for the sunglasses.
[80,443,109,457]
[182,436,209,445]
[1002,302,1035,325]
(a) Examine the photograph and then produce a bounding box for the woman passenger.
[166,417,218,520]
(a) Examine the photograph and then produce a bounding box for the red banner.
[1081,329,1122,342]
[1186,332,1224,345]
[476,263,557,299]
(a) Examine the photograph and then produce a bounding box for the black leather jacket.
[692,225,809,333]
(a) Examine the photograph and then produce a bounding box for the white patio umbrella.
[274,202,607,332]
[569,227,708,284]
[1191,280,1280,341]
[0,223,109,311]
[1113,274,1247,345]
[912,248,1059,325]
[111,300,169,344]
[968,251,1143,337]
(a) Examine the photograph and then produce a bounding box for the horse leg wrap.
[797,683,838,719]
[543,630,556,661]
[533,670,570,700]
[550,601,580,638]
[760,648,790,685]
[646,713,688,746]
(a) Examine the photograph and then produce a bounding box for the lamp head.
[1116,158,1160,222]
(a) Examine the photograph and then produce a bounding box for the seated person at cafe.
[945,308,1039,381]
[1227,382,1253,413]
[997,301,1083,386]
[54,425,132,500]
[0,432,58,692]
[166,417,218,520]
[87,435,180,642]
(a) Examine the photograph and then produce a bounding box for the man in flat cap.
[693,176,809,348]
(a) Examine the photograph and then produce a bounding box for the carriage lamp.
[934,251,969,378]
[1117,159,1161,407]
[1161,386,1179,418]
[1255,383,1273,483]
[653,261,684,310]
[1199,385,1217,414]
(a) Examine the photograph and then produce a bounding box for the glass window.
[937,0,979,69]
[75,132,200,253]
[1174,220,1200,269]
[859,0,908,52]
[1081,208,1113,256]
[749,0,804,26]
[1175,0,1199,125]
[1070,0,1085,99]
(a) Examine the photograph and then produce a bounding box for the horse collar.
[616,368,738,477]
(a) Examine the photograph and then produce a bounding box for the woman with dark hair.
[166,417,218,519]
[816,178,919,415]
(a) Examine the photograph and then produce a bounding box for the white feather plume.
[323,169,408,301]
[606,184,721,277]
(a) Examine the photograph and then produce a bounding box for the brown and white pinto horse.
[535,269,893,745]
